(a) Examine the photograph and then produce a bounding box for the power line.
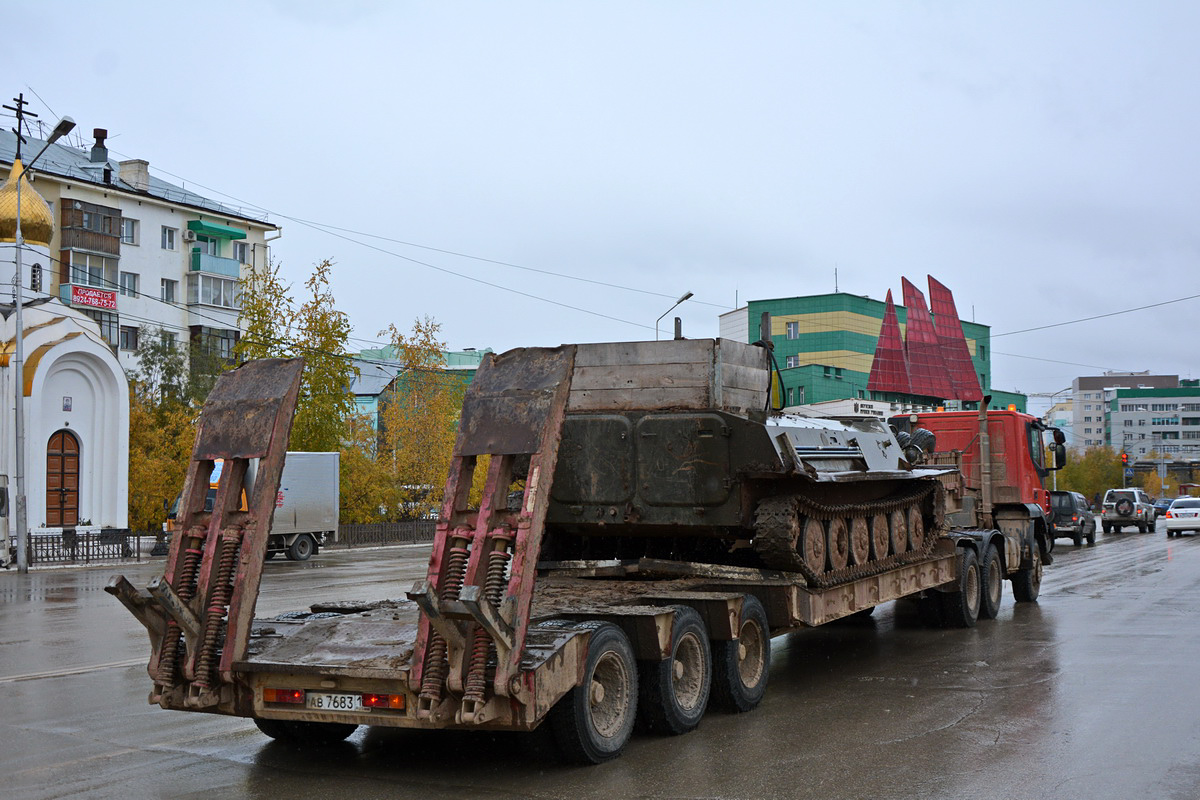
[992,293,1200,338]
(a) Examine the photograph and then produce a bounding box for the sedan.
[1165,498,1200,537]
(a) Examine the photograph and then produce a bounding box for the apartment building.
[0,126,278,374]
[1070,372,1178,450]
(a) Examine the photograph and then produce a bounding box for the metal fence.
[27,529,142,566]
[335,521,437,548]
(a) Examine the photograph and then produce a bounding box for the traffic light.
[1121,452,1128,466]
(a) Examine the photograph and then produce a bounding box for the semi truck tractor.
[109,331,1064,764]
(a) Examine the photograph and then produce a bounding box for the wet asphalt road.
[3,524,1200,800]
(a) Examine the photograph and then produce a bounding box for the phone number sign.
[71,285,118,310]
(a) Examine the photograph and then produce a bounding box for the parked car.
[1153,498,1173,518]
[1049,490,1097,546]
[1101,488,1156,533]
[1165,497,1200,537]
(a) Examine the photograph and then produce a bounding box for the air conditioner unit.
[182,229,197,242]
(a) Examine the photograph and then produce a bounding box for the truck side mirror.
[1053,443,1067,470]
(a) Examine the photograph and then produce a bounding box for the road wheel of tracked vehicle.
[711,595,770,713]
[907,506,926,551]
[638,607,712,735]
[254,718,358,744]
[848,516,871,566]
[1012,546,1042,603]
[938,548,981,628]
[979,543,1003,620]
[869,513,890,559]
[826,518,850,571]
[800,517,827,575]
[550,623,638,764]
[888,509,908,554]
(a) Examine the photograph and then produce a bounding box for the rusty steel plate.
[193,358,304,460]
[457,347,575,456]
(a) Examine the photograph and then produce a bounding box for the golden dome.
[0,159,55,247]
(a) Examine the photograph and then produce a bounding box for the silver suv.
[1101,488,1155,533]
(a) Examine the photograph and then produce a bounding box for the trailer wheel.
[254,717,358,744]
[1012,546,1042,603]
[711,595,770,713]
[550,623,638,764]
[287,534,315,561]
[979,544,1003,620]
[638,607,712,735]
[939,548,980,628]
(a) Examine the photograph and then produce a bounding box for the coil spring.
[194,530,241,689]
[462,533,514,705]
[419,535,473,703]
[156,538,205,686]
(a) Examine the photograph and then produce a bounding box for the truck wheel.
[287,535,315,561]
[939,549,980,628]
[550,623,638,764]
[1012,547,1042,603]
[254,717,358,744]
[638,607,712,735]
[979,544,1003,620]
[711,595,770,713]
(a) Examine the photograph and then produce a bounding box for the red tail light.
[1071,515,1078,522]
[1166,512,1173,519]
[363,693,405,710]
[264,687,305,704]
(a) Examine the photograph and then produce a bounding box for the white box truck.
[166,451,339,561]
[264,452,340,561]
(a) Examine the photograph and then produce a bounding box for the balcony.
[190,250,241,278]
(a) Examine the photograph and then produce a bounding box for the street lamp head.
[678,291,694,303]
[48,116,76,144]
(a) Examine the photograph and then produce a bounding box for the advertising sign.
[71,285,117,310]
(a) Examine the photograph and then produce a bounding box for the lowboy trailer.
[109,328,1051,763]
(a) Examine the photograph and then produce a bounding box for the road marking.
[0,658,145,683]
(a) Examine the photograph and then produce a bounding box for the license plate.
[306,692,367,713]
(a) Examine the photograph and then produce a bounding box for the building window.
[823,366,831,378]
[1084,416,1092,422]
[119,325,139,351]
[834,368,843,379]
[1152,403,1179,412]
[30,262,42,292]
[70,252,116,289]
[786,387,794,405]
[187,273,241,309]
[193,327,239,360]
[121,218,139,245]
[81,309,118,347]
[161,226,177,251]
[785,355,799,369]
[1138,419,1146,426]
[232,241,249,263]
[161,278,178,303]
[785,321,799,340]
[1124,419,1132,426]
[119,271,138,297]
[978,345,986,359]
[1183,417,1200,426]
[1084,428,1092,434]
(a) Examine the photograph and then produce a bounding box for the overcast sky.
[5,1,1197,409]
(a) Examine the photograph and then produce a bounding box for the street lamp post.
[6,98,75,573]
[655,291,693,340]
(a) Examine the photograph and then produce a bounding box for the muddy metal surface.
[3,526,1200,800]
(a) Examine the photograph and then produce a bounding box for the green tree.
[1056,446,1123,507]
[375,317,468,520]
[235,257,357,452]
[290,260,357,452]
[126,330,200,534]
